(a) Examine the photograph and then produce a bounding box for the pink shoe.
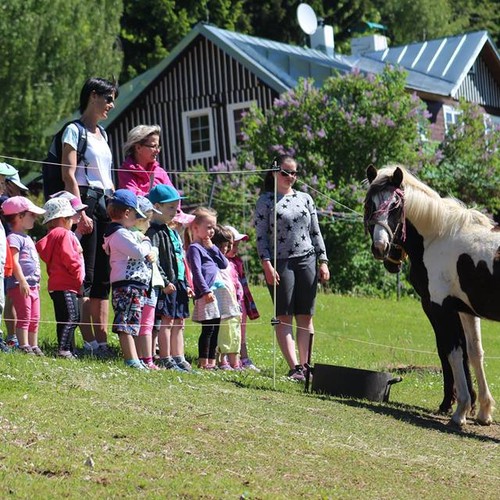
[146,361,161,370]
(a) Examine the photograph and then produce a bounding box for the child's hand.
[204,291,215,303]
[146,252,156,263]
[19,280,30,298]
[187,287,194,298]
[201,237,213,249]
[164,283,176,295]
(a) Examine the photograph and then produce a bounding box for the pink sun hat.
[50,190,88,212]
[172,208,195,225]
[1,196,45,216]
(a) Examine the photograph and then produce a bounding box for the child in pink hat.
[2,196,46,355]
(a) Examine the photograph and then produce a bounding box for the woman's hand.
[319,262,330,284]
[262,261,279,286]
[77,212,93,235]
[204,291,215,303]
[187,286,194,298]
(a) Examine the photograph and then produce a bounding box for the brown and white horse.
[364,164,495,426]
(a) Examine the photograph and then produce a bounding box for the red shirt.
[36,227,84,293]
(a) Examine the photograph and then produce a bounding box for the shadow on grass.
[316,395,500,443]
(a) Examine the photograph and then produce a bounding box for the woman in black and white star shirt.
[255,155,330,381]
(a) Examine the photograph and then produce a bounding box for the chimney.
[310,19,334,57]
[351,34,388,55]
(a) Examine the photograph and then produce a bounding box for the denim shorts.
[156,280,190,319]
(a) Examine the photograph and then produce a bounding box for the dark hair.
[79,77,119,114]
[106,201,129,220]
[212,224,233,246]
[263,154,297,192]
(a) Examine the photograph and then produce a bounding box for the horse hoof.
[450,414,467,427]
[476,416,492,426]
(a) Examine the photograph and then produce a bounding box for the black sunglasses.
[279,169,298,177]
[103,94,115,104]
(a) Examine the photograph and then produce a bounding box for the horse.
[364,164,495,426]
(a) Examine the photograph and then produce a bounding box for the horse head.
[364,165,407,273]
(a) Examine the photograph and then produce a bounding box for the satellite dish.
[297,3,318,35]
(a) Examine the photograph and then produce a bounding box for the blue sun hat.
[111,189,146,218]
[147,184,185,204]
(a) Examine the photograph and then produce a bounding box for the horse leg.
[421,300,459,413]
[458,313,495,425]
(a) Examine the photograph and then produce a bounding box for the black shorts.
[267,253,318,316]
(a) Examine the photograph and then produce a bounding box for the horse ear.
[366,164,377,183]
[392,167,403,187]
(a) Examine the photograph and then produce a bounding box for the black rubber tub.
[310,363,403,403]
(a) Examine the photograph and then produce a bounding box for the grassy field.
[0,285,499,498]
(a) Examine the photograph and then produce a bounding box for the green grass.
[0,286,499,498]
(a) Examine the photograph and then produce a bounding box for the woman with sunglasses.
[255,154,330,381]
[60,77,118,357]
[118,125,173,196]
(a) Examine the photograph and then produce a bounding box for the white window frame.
[182,108,216,161]
[443,104,462,133]
[226,101,256,157]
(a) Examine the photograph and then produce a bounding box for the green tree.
[0,0,123,173]
[120,0,249,81]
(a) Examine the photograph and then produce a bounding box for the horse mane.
[374,164,493,236]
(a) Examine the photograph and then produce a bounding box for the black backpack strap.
[71,120,89,181]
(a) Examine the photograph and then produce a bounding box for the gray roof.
[102,25,500,127]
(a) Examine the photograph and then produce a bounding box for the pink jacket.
[118,157,173,195]
[36,227,85,293]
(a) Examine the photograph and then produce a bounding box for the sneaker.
[125,360,148,371]
[31,346,45,357]
[58,350,77,359]
[287,365,305,382]
[241,357,260,372]
[174,358,192,372]
[145,361,161,371]
[158,357,185,372]
[6,335,18,349]
[19,345,35,355]
[94,344,115,359]
[0,338,12,353]
[218,363,233,371]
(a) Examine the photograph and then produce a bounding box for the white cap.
[42,198,76,224]
[226,225,248,242]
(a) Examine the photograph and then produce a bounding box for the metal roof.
[99,24,500,128]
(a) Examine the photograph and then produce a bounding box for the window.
[227,101,256,157]
[443,104,462,133]
[182,108,215,160]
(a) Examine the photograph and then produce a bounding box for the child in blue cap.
[146,184,193,371]
[102,189,152,369]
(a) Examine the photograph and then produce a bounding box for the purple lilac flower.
[317,129,326,138]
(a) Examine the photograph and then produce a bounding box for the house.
[103,23,500,182]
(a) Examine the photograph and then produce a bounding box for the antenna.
[297,3,318,36]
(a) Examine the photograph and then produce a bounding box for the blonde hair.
[123,124,161,158]
[191,206,217,225]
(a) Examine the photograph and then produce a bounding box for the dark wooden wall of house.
[107,35,278,188]
[456,55,500,111]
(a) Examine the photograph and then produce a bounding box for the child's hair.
[107,202,130,220]
[46,216,73,230]
[191,206,217,225]
[212,224,233,247]
[2,212,25,224]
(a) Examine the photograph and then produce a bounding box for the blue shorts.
[111,285,145,336]
[156,280,190,319]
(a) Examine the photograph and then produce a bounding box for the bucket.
[311,363,403,403]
